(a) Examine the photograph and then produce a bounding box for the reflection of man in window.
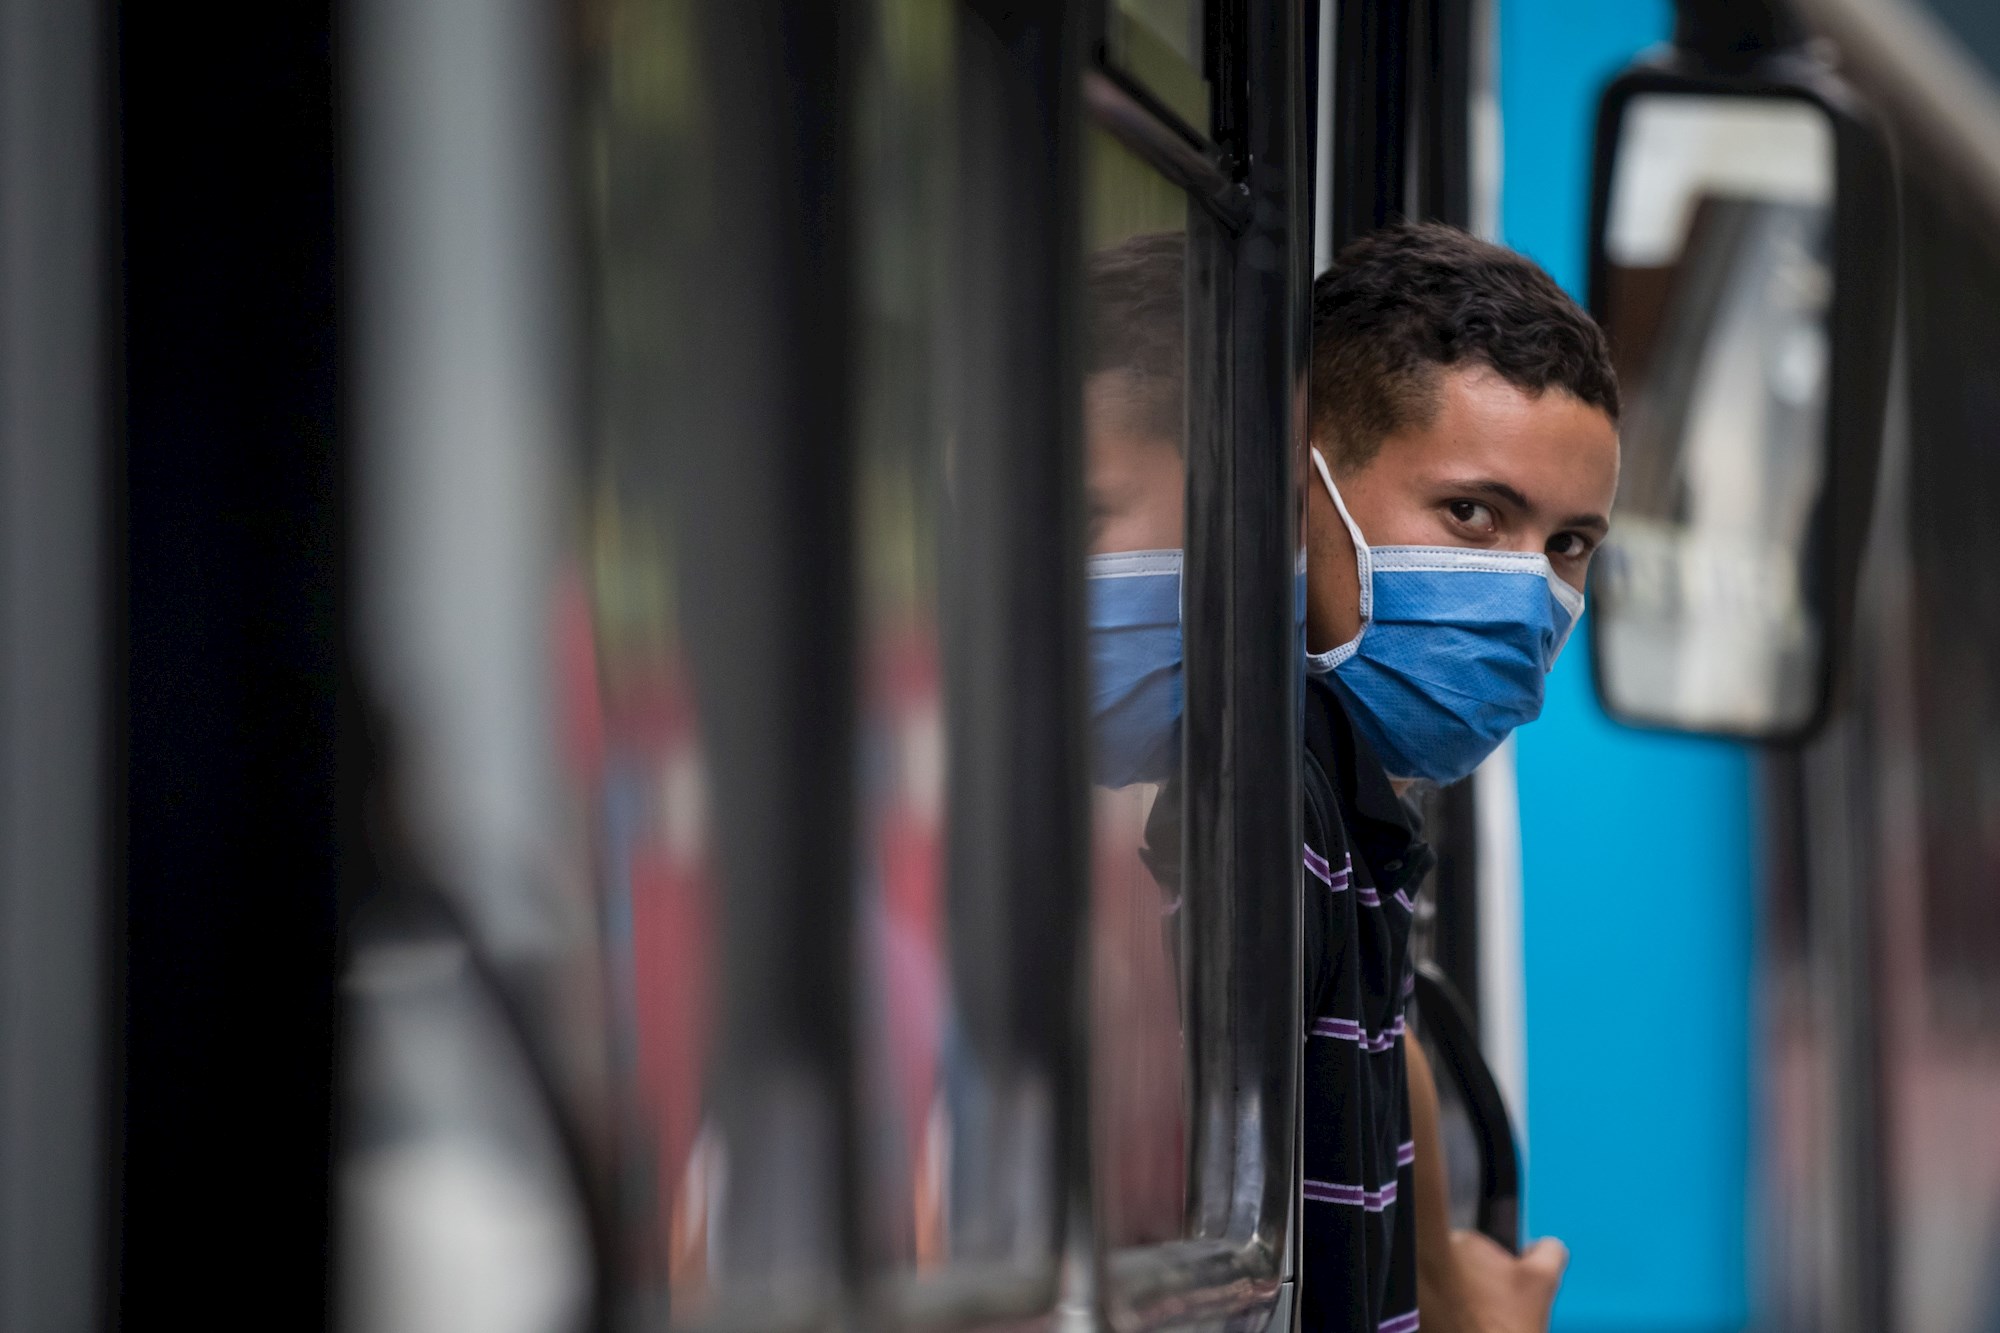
[1085,233,1186,558]
[1081,231,1191,1245]
[1302,223,1620,1333]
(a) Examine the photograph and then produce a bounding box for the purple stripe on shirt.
[1304,843,1353,892]
[1356,883,1381,906]
[1302,1179,1364,1205]
[1393,888,1415,913]
[1362,1016,1405,1052]
[1302,1177,1399,1211]
[1379,1309,1421,1333]
[1310,1013,1404,1051]
[1397,1139,1416,1167]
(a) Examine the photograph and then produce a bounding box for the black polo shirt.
[1300,673,1433,1333]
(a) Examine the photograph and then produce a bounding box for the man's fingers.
[1521,1236,1570,1283]
[1448,1230,1569,1330]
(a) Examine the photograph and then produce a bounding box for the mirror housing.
[1584,34,1897,741]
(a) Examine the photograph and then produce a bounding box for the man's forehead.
[1399,370,1620,507]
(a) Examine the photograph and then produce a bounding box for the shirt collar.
[1306,677,1434,892]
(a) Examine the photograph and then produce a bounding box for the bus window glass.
[1592,94,1834,735]
[851,0,965,1278]
[588,1,1070,1312]
[1107,0,1211,137]
[1082,127,1193,1249]
[586,1,756,1314]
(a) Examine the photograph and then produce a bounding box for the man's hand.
[1445,1230,1568,1333]
[1407,1032,1569,1332]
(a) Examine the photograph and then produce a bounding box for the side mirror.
[1585,46,1896,740]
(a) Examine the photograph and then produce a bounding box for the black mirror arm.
[1411,962,1522,1254]
[1673,0,1808,67]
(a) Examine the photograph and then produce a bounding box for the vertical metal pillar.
[947,0,1091,1291]
[0,0,111,1326]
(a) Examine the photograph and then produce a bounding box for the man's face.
[1306,365,1620,652]
[1085,370,1185,555]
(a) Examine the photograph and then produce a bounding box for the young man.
[1078,222,1620,1329]
[1300,222,1620,1332]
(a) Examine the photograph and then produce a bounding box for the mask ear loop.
[1547,566,1586,663]
[1306,446,1373,674]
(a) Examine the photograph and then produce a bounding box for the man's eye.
[1447,500,1495,532]
[1549,532,1591,559]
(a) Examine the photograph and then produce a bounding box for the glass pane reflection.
[585,0,727,1313]
[588,0,1068,1314]
[1107,0,1211,136]
[1083,127,1192,1248]
[854,0,954,1274]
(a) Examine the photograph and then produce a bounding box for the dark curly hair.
[1311,221,1618,470]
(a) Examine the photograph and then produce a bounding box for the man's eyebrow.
[1442,477,1532,510]
[1442,477,1609,534]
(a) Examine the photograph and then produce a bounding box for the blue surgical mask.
[1086,550,1182,788]
[1305,448,1584,784]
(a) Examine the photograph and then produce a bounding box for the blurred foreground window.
[583,0,1074,1319]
